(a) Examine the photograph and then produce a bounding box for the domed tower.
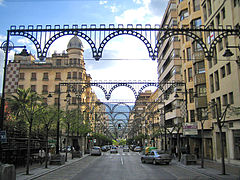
[66,35,85,67]
[67,35,84,57]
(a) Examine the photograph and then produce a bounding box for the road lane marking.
[121,157,124,165]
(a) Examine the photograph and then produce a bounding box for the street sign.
[0,130,7,143]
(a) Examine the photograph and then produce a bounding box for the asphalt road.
[36,148,213,180]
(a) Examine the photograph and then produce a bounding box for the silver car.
[110,146,118,153]
[141,150,172,165]
[91,146,101,156]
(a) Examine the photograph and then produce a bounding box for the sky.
[0,0,169,101]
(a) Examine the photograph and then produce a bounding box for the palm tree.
[8,88,43,175]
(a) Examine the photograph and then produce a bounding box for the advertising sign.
[183,122,198,136]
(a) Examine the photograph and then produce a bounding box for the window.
[19,85,24,89]
[221,66,226,78]
[73,72,77,79]
[55,85,60,93]
[192,18,202,28]
[203,5,207,21]
[193,0,200,11]
[55,72,61,80]
[72,97,77,105]
[216,14,220,26]
[223,94,228,106]
[210,74,214,93]
[42,98,47,105]
[221,7,225,19]
[234,0,237,7]
[184,70,187,82]
[56,59,61,66]
[226,63,231,75]
[54,98,59,106]
[216,97,221,115]
[180,9,189,21]
[211,99,216,118]
[31,72,37,81]
[207,0,212,16]
[190,110,195,122]
[187,48,191,61]
[42,85,48,94]
[67,72,71,79]
[189,88,194,103]
[194,61,205,74]
[218,39,223,51]
[214,71,220,91]
[31,85,36,92]
[196,84,206,96]
[43,72,49,80]
[188,68,193,82]
[79,72,82,80]
[229,92,234,104]
[19,73,25,80]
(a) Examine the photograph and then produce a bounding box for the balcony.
[194,73,206,85]
[195,96,207,108]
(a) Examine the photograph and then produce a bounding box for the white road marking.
[121,157,124,165]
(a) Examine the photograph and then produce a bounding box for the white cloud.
[110,5,117,13]
[99,0,108,5]
[0,0,3,6]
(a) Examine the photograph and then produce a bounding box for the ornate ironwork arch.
[209,30,240,58]
[98,30,154,60]
[155,29,210,59]
[112,102,133,112]
[108,83,137,100]
[10,31,42,56]
[79,83,108,100]
[43,31,98,60]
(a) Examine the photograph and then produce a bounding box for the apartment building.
[5,35,103,149]
[202,0,240,164]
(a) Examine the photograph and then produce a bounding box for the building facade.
[5,35,106,151]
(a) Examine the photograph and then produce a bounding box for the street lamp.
[222,45,240,57]
[0,40,26,131]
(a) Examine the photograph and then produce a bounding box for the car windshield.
[93,147,100,150]
[112,147,117,149]
[155,151,166,155]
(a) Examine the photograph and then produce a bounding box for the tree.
[35,106,57,168]
[8,88,43,175]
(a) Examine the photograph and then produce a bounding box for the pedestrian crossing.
[103,152,140,156]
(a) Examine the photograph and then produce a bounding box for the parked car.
[110,146,118,153]
[91,146,101,156]
[123,146,129,152]
[134,146,142,152]
[141,150,172,165]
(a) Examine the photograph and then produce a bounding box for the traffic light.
[118,124,121,129]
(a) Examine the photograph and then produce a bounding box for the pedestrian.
[39,148,45,164]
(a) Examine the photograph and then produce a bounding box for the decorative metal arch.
[43,31,98,60]
[9,31,42,56]
[108,83,137,100]
[155,28,210,59]
[137,82,163,99]
[98,30,154,60]
[112,102,133,113]
[209,30,240,58]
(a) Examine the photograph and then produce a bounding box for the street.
[36,148,214,180]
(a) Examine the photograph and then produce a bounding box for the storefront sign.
[183,122,198,135]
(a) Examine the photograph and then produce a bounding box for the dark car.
[141,150,172,165]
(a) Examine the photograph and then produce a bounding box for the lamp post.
[0,39,26,132]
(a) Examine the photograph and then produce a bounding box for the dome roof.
[67,36,84,50]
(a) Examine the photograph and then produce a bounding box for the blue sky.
[0,0,169,100]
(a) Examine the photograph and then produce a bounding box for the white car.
[91,146,102,156]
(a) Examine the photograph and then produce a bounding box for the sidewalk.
[16,153,89,180]
[173,158,240,180]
